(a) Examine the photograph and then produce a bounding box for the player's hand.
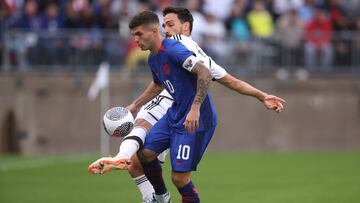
[184,105,200,134]
[263,95,286,113]
[126,103,140,118]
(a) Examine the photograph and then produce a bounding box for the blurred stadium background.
[1,0,360,202]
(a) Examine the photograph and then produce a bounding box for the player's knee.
[137,149,158,163]
[128,154,144,177]
[171,172,191,188]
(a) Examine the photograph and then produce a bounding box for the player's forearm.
[218,74,267,102]
[131,82,163,108]
[191,62,213,108]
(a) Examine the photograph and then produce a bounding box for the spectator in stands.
[273,0,303,20]
[227,1,250,42]
[353,17,360,66]
[298,0,316,24]
[40,2,65,65]
[325,0,351,67]
[66,0,103,67]
[202,0,234,21]
[202,10,227,62]
[247,0,274,39]
[10,0,42,70]
[246,0,275,70]
[93,0,118,29]
[0,1,13,68]
[226,0,251,66]
[276,9,304,67]
[13,0,41,30]
[64,0,82,28]
[304,7,333,71]
[338,0,360,18]
[185,0,207,44]
[42,2,63,31]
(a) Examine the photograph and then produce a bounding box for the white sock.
[114,127,147,159]
[133,175,155,202]
[115,139,139,159]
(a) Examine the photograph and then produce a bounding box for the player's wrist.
[131,101,141,111]
[190,103,201,111]
[258,93,268,102]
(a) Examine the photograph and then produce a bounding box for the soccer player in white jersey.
[89,7,285,203]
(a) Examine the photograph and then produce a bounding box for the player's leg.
[128,153,155,203]
[169,126,216,203]
[138,117,172,202]
[89,94,173,202]
[120,105,169,202]
[171,171,199,203]
[115,118,156,202]
[127,143,170,202]
[88,118,152,174]
[114,118,153,159]
[114,94,172,161]
[88,118,155,201]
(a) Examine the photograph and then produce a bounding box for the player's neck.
[150,35,164,55]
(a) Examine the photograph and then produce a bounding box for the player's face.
[131,25,154,50]
[163,13,185,38]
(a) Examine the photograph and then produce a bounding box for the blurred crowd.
[1,0,360,72]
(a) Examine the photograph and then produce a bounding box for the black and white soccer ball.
[103,106,134,137]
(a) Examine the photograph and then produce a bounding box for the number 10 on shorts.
[176,145,190,160]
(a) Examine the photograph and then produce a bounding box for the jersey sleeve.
[168,41,200,72]
[209,59,227,80]
[171,35,226,79]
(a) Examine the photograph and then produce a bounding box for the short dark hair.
[163,7,194,33]
[129,11,159,30]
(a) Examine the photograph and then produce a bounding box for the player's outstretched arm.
[127,81,163,116]
[217,73,285,113]
[184,62,213,133]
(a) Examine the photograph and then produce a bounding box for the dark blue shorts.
[143,115,216,172]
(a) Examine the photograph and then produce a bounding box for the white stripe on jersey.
[159,89,172,98]
[170,34,227,80]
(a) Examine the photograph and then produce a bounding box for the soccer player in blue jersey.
[88,7,286,203]
[127,10,215,203]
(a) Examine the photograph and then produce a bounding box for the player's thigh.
[170,126,216,172]
[135,96,171,126]
[143,116,171,155]
[131,97,171,145]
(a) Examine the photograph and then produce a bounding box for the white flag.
[88,62,110,101]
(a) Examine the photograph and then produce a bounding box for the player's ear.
[150,24,159,33]
[152,26,158,33]
[183,22,190,33]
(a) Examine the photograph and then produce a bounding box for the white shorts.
[136,94,173,126]
[135,92,173,163]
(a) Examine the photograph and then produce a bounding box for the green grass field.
[1,152,360,203]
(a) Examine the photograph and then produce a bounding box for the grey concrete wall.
[0,74,359,155]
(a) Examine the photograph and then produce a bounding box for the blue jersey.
[148,39,217,131]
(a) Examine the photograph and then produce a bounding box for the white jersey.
[170,34,227,80]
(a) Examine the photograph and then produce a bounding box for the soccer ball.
[103,106,134,137]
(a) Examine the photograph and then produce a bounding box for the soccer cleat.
[142,193,159,203]
[88,156,131,174]
[155,191,172,203]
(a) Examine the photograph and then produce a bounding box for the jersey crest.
[184,58,194,69]
[162,63,171,75]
